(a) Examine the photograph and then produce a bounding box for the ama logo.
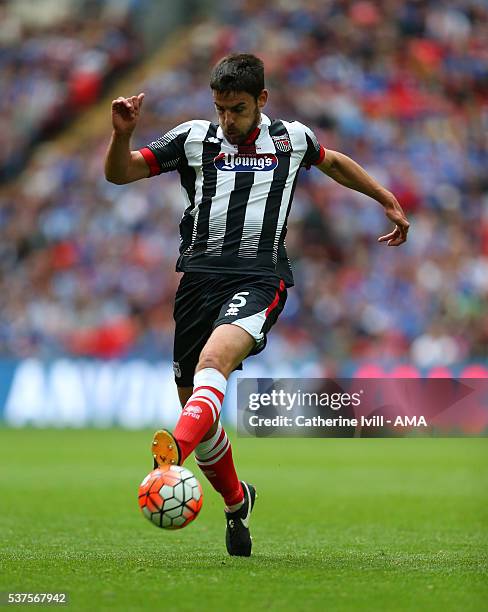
[214,152,278,172]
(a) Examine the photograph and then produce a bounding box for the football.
[138,465,203,529]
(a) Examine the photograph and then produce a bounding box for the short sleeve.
[300,124,326,168]
[138,121,193,176]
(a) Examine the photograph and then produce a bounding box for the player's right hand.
[111,93,145,135]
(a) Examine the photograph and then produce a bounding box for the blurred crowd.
[0,0,141,179]
[0,0,487,373]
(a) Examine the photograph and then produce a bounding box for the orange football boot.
[151,429,181,468]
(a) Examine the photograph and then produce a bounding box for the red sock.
[173,368,226,463]
[195,422,244,508]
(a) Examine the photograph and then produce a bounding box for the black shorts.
[173,273,287,387]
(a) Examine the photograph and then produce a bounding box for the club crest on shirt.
[271,135,292,153]
[214,152,278,172]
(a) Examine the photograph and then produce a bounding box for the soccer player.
[105,54,409,556]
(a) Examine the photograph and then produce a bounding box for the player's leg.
[172,277,287,472]
[154,325,252,510]
[171,359,240,507]
[152,385,221,468]
[172,323,254,465]
[173,323,256,556]
[152,273,238,467]
[177,386,219,440]
[154,274,285,555]
[152,391,222,465]
[172,280,286,556]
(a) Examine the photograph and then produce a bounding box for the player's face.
[213,89,268,145]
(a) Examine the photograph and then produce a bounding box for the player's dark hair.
[210,53,265,99]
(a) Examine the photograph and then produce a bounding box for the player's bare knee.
[196,352,228,376]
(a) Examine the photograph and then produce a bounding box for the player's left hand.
[378,202,410,246]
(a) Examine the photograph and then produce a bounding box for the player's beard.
[226,106,261,145]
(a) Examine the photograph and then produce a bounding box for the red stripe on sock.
[204,430,227,459]
[193,386,224,403]
[196,431,228,465]
[198,439,243,507]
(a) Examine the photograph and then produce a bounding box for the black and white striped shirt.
[139,113,325,287]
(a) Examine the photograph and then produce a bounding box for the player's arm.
[104,93,150,184]
[317,149,410,246]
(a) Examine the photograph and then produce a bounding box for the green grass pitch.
[0,429,486,611]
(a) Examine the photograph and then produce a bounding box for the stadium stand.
[0,0,486,374]
[0,0,142,179]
